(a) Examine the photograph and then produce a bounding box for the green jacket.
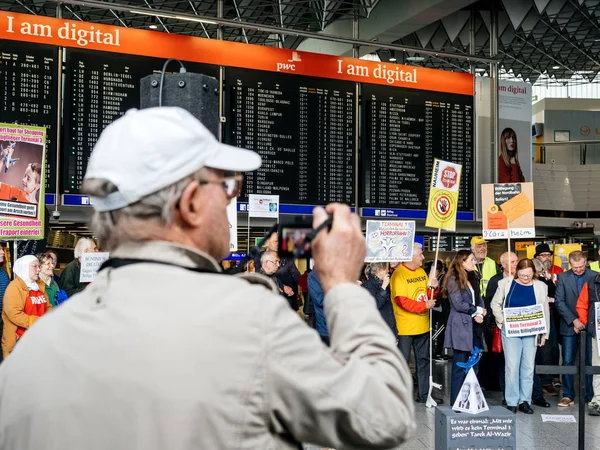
[42,277,60,307]
[59,260,84,297]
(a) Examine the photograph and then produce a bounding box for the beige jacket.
[490,277,550,339]
[1,277,48,358]
[0,241,415,449]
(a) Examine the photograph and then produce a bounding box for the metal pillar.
[469,5,476,74]
[54,3,63,213]
[490,1,499,183]
[353,9,360,210]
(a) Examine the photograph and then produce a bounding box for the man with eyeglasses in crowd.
[534,243,563,397]
[0,107,416,449]
[555,250,597,408]
[260,250,298,311]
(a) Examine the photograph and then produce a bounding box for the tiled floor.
[303,359,600,449]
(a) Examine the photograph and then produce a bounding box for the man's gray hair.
[74,237,95,259]
[82,170,206,250]
[413,242,423,252]
[260,250,277,264]
[499,252,517,265]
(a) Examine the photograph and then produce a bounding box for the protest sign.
[248,194,279,219]
[365,220,415,263]
[504,304,547,337]
[452,368,489,415]
[481,182,535,239]
[0,123,47,240]
[425,159,462,231]
[80,252,110,283]
[541,415,576,423]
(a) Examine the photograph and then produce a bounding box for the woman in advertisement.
[498,127,525,183]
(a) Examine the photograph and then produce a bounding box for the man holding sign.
[391,242,442,404]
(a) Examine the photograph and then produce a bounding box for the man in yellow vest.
[470,236,501,299]
[591,247,600,272]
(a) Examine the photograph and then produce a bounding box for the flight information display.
[62,49,217,193]
[225,67,356,206]
[0,40,58,193]
[361,83,473,212]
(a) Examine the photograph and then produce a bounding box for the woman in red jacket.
[498,127,525,183]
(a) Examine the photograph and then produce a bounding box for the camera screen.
[279,227,313,258]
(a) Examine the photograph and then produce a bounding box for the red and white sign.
[441,167,458,189]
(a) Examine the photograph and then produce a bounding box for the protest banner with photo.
[80,252,110,283]
[248,194,279,219]
[481,182,535,240]
[0,123,46,240]
[452,368,489,415]
[425,159,462,232]
[365,220,415,263]
[227,199,237,252]
[504,304,547,337]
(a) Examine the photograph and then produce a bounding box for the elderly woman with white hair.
[2,255,50,358]
[58,237,98,297]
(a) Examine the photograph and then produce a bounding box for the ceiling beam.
[48,0,495,63]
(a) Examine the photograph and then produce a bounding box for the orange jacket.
[0,183,29,203]
[1,277,49,358]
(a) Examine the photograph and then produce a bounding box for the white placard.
[365,220,415,263]
[79,252,110,283]
[452,368,489,415]
[504,304,547,338]
[541,415,576,423]
[227,199,237,252]
[248,194,279,219]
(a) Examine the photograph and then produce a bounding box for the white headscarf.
[13,255,40,291]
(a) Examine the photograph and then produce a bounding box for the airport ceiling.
[2,0,600,86]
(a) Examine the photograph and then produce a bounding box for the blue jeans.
[502,327,537,407]
[561,334,593,401]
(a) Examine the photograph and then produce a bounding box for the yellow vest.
[475,257,498,297]
[390,264,430,336]
[591,261,600,272]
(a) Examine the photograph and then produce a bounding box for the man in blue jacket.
[308,269,329,345]
[555,250,597,407]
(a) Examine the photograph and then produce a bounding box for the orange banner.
[0,11,474,96]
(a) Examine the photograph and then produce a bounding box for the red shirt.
[16,289,49,338]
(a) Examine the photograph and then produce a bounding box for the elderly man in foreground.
[0,107,415,450]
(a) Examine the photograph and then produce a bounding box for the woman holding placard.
[441,250,486,405]
[491,258,550,414]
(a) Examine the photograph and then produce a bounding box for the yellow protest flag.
[425,159,462,231]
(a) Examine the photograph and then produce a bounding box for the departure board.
[62,49,217,193]
[226,67,356,206]
[361,83,473,212]
[0,40,58,193]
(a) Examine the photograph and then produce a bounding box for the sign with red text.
[0,123,46,240]
[365,220,415,263]
[504,304,547,337]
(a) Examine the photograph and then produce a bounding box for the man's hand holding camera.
[311,204,366,293]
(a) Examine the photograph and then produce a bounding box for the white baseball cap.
[84,107,261,212]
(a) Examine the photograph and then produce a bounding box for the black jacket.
[363,277,398,336]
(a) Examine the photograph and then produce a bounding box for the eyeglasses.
[538,253,552,258]
[518,272,533,279]
[199,172,243,200]
[266,260,281,266]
